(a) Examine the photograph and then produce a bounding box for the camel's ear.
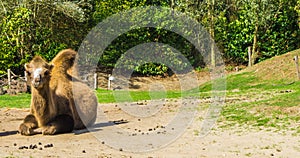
[49,64,54,71]
[24,63,31,72]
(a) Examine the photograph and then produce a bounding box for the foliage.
[259,2,300,61]
[0,0,299,75]
[221,11,254,64]
[295,0,300,27]
[93,2,198,75]
[216,0,300,64]
[0,0,93,74]
[0,8,34,74]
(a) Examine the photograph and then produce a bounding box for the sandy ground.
[1,99,299,158]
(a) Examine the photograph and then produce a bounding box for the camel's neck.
[30,85,52,115]
[32,86,50,101]
[30,84,58,126]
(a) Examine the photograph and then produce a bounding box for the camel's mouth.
[32,81,41,88]
[32,79,43,89]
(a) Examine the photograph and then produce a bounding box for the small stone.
[270,153,274,156]
[13,143,17,146]
[39,147,43,150]
[82,150,86,153]
[119,148,123,151]
[101,141,105,144]
[38,142,42,145]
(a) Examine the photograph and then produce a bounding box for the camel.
[19,49,97,135]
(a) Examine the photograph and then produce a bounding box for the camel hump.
[51,49,77,73]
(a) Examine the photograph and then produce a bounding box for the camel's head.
[25,56,53,89]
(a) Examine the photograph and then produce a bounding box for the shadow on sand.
[0,130,18,137]
[73,120,129,135]
[0,121,128,136]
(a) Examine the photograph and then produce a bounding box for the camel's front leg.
[42,114,74,135]
[19,114,38,136]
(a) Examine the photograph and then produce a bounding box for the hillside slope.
[244,49,300,82]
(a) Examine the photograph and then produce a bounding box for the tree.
[239,0,284,66]
[296,0,300,28]
[219,0,299,65]
[0,0,93,74]
[0,8,34,74]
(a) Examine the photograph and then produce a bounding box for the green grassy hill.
[205,49,300,132]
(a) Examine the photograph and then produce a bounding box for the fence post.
[7,69,11,88]
[248,46,252,67]
[24,71,27,82]
[108,74,111,90]
[94,73,98,90]
[294,55,300,80]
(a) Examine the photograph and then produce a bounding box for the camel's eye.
[44,70,50,76]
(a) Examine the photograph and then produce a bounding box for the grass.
[0,93,31,108]
[0,88,187,107]
[96,88,194,103]
[214,70,300,131]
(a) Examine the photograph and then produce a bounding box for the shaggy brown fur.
[19,49,97,135]
[50,49,78,76]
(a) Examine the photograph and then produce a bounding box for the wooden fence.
[0,69,28,95]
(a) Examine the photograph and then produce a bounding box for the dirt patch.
[1,100,300,157]
[97,70,211,91]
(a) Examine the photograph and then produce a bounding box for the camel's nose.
[34,75,41,82]
[32,75,41,88]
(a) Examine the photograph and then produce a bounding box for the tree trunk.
[170,0,175,9]
[17,27,24,59]
[209,0,216,68]
[250,21,259,66]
